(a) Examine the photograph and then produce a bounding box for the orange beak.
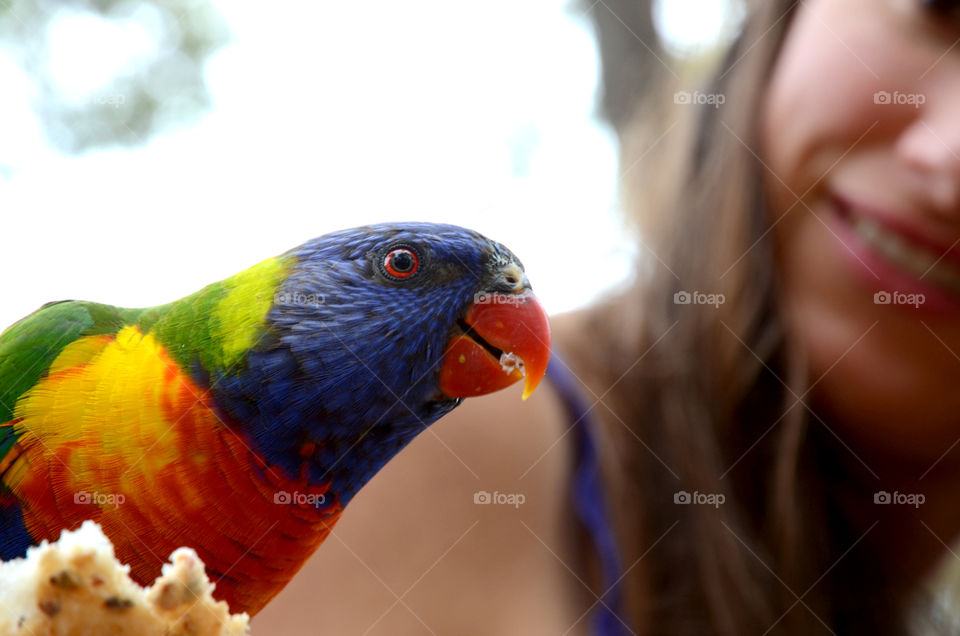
[438,292,551,400]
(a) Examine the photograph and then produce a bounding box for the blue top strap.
[546,354,631,636]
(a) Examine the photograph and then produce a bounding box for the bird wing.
[0,306,338,614]
[0,301,137,556]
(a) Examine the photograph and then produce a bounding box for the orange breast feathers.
[2,326,342,615]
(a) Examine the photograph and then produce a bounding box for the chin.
[791,289,960,468]
[777,197,960,467]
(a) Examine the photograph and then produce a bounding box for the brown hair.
[569,2,914,633]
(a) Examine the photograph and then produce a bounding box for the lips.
[438,292,551,400]
[830,193,960,313]
[847,213,960,294]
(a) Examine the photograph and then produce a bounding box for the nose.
[896,81,960,216]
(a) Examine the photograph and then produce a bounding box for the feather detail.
[4,326,340,615]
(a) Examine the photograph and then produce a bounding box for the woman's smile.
[828,191,960,314]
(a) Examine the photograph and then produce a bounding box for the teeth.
[850,215,960,294]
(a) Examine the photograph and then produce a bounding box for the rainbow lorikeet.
[0,223,550,615]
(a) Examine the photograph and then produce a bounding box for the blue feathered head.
[214,223,551,502]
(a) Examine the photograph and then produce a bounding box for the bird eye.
[382,247,419,279]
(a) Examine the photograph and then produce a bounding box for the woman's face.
[762,0,960,464]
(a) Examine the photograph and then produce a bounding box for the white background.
[0,0,734,330]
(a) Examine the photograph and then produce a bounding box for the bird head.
[276,222,550,402]
[236,223,550,495]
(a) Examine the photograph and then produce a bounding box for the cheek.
[762,0,927,202]
[785,258,960,464]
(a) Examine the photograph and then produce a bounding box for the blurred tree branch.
[579,0,662,134]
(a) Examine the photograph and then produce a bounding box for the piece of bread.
[0,521,250,636]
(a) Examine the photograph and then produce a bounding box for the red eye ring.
[383,247,419,279]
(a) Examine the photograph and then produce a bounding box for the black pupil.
[390,250,414,273]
